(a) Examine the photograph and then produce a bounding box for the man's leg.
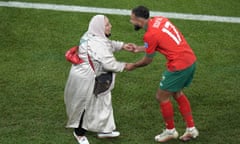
[173,91,199,141]
[155,89,179,142]
[173,91,195,128]
[156,89,175,129]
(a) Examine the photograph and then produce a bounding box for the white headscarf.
[87,15,106,38]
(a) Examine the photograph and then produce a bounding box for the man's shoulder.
[144,16,168,40]
[150,16,168,25]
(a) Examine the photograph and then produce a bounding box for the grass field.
[0,0,240,144]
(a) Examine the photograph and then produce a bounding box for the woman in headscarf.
[64,15,135,144]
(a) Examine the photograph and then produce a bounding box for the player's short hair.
[132,6,150,19]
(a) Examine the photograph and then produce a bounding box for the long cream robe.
[64,33,125,133]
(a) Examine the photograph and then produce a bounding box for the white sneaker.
[155,128,179,142]
[97,131,120,138]
[179,127,199,141]
[73,132,90,144]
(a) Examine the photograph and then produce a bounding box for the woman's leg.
[75,111,87,136]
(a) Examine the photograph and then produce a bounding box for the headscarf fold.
[87,15,106,38]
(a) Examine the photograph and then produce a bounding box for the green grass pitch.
[0,0,240,143]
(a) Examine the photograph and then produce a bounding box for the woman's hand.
[124,63,136,71]
[122,43,137,52]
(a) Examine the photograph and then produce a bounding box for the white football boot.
[155,128,179,142]
[179,127,199,141]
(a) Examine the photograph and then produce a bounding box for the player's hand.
[132,46,145,53]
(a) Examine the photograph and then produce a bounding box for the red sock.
[160,101,175,129]
[176,94,195,128]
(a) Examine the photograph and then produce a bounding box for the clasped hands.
[122,43,143,53]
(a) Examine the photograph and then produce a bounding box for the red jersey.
[144,16,196,71]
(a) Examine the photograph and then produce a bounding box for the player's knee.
[156,94,161,102]
[156,93,169,103]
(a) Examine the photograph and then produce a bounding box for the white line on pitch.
[0,1,240,23]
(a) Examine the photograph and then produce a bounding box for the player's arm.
[125,55,153,71]
[134,56,153,67]
[134,45,146,53]
[125,35,156,71]
[134,35,157,67]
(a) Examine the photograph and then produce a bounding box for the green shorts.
[160,63,196,92]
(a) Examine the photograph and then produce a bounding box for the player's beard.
[134,25,141,31]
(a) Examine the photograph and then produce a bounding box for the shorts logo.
[160,82,163,86]
[160,76,165,87]
[144,42,148,48]
[162,76,165,80]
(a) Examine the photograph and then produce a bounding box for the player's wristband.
[145,52,156,58]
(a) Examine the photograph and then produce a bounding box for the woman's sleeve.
[91,41,126,72]
[110,40,124,52]
[101,53,126,72]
